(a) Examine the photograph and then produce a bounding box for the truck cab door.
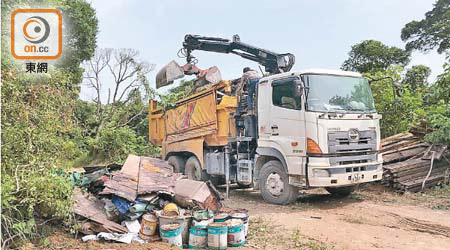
[258,77,307,176]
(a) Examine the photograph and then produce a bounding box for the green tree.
[402,65,431,91]
[1,0,98,247]
[341,40,411,73]
[365,67,425,137]
[401,0,450,145]
[401,0,450,54]
[81,48,158,162]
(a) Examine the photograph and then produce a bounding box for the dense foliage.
[341,40,411,73]
[401,0,450,54]
[341,0,449,144]
[1,0,449,248]
[1,0,98,247]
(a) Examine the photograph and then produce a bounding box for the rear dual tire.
[167,155,185,173]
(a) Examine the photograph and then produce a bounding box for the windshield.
[305,74,376,113]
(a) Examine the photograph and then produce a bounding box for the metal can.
[189,225,207,248]
[230,212,249,238]
[160,223,183,247]
[208,222,228,249]
[213,213,230,223]
[139,213,158,237]
[227,219,245,247]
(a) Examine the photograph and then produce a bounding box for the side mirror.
[294,79,304,96]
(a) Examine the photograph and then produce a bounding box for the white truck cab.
[254,69,383,204]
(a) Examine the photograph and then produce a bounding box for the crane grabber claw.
[155,60,222,89]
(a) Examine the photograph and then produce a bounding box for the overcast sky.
[80,0,446,101]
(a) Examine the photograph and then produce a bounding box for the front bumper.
[307,156,383,187]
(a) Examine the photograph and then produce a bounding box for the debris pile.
[72,154,249,248]
[381,133,450,192]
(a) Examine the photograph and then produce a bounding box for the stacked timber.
[381,132,450,192]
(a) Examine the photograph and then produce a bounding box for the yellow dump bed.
[149,81,237,151]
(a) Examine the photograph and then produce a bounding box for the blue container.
[111,196,130,215]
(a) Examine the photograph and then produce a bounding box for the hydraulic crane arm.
[156,34,295,88]
[182,34,295,74]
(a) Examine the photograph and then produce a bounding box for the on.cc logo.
[23,16,51,44]
[11,9,62,59]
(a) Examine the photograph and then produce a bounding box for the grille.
[328,130,377,166]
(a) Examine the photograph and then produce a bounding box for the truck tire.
[237,183,252,189]
[185,156,203,181]
[259,160,298,205]
[325,186,355,196]
[167,155,185,173]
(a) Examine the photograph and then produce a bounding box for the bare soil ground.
[39,184,450,250]
[224,184,450,250]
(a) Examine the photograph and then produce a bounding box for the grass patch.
[247,216,334,249]
[429,183,450,198]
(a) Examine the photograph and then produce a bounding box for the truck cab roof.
[261,68,362,82]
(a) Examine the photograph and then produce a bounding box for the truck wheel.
[325,186,355,196]
[167,155,185,173]
[237,183,252,189]
[185,156,203,181]
[259,160,298,205]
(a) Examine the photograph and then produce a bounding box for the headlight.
[313,169,330,177]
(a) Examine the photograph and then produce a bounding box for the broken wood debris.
[100,155,183,201]
[381,132,450,192]
[73,154,224,242]
[73,189,127,233]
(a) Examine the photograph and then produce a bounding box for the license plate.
[351,173,361,182]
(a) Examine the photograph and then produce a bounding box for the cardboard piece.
[174,179,222,211]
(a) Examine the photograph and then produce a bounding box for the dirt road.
[224,185,450,250]
[43,184,450,250]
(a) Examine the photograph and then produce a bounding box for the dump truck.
[149,35,383,205]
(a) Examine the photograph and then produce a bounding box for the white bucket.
[207,222,228,249]
[227,219,245,247]
[230,212,249,238]
[188,226,207,248]
[158,213,192,246]
[160,223,182,247]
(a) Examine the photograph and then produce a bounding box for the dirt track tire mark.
[387,212,450,238]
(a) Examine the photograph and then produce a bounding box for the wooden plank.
[383,158,429,172]
[73,189,127,233]
[137,157,183,195]
[393,167,447,183]
[381,139,421,153]
[382,142,428,156]
[381,133,414,145]
[100,154,141,201]
[121,154,141,181]
[382,147,428,163]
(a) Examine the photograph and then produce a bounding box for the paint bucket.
[160,223,182,247]
[227,219,246,247]
[158,213,192,246]
[213,213,230,223]
[193,209,214,221]
[192,209,214,228]
[188,226,207,248]
[139,213,158,237]
[208,222,228,249]
[230,211,249,238]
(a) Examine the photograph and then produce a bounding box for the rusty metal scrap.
[137,157,183,195]
[101,155,183,201]
[73,189,127,234]
[173,179,222,211]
